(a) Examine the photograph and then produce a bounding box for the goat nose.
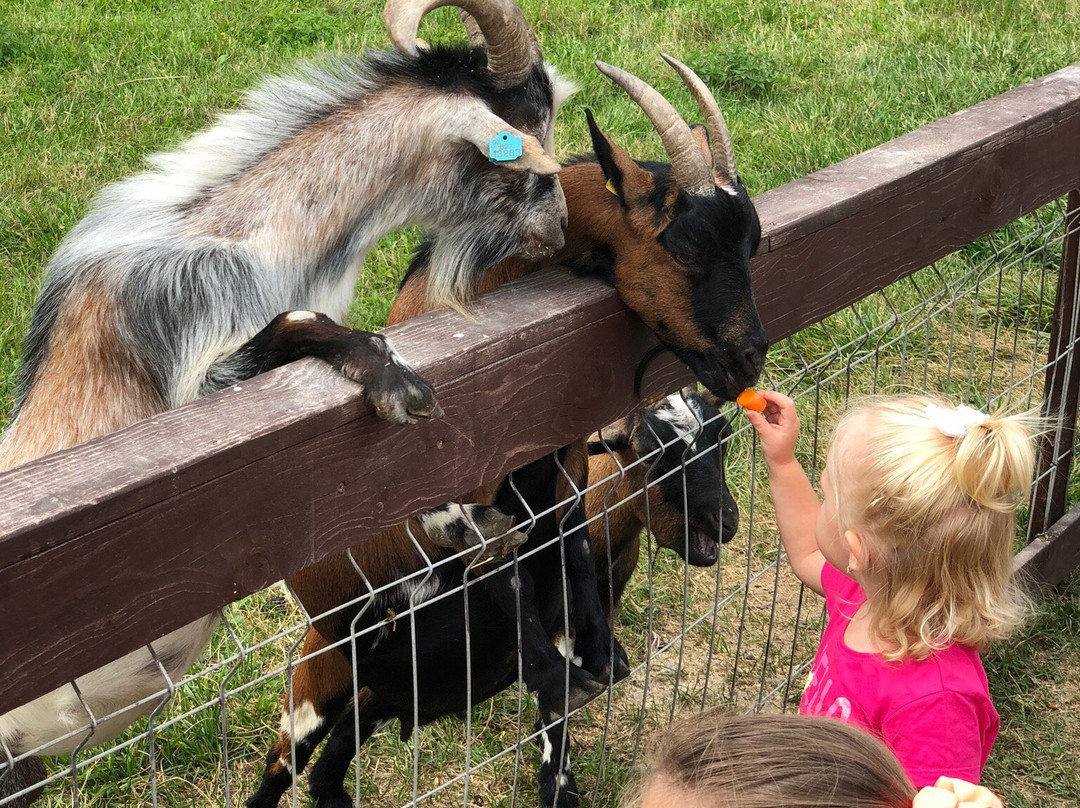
[560,214,568,232]
[722,502,739,533]
[742,341,766,378]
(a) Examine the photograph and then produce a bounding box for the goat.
[586,388,739,612]
[0,1,571,804]
[535,388,739,805]
[249,391,738,808]
[248,55,766,808]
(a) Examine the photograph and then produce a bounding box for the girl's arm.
[744,392,827,595]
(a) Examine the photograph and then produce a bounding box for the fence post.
[1029,189,1080,540]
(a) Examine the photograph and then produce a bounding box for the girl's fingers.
[759,389,795,410]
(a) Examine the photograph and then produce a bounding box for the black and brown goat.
[249,391,739,808]
[535,388,740,805]
[248,56,765,808]
[586,389,740,613]
[0,1,572,803]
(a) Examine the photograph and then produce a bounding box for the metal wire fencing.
[2,191,1074,808]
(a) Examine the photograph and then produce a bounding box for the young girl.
[744,393,1036,788]
[624,710,1003,808]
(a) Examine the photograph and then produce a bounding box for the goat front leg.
[246,628,354,808]
[534,713,579,808]
[486,563,604,723]
[203,311,442,424]
[305,688,395,808]
[558,472,630,685]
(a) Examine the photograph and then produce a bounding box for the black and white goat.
[247,56,766,808]
[0,0,572,802]
[247,390,739,808]
[586,388,740,606]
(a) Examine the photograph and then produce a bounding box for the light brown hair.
[623,711,916,808]
[828,396,1039,660]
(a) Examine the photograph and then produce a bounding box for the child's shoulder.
[885,640,991,704]
[820,562,865,608]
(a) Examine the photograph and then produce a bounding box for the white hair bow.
[924,403,989,438]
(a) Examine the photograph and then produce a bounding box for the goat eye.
[673,253,699,268]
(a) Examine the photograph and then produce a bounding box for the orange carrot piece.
[736,389,767,412]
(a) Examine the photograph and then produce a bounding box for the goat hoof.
[340,332,443,424]
[541,669,605,721]
[540,772,580,808]
[611,638,631,682]
[469,527,528,565]
[579,633,629,684]
[311,789,352,808]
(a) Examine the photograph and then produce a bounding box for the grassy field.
[3,0,1080,807]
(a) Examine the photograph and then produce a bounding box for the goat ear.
[585,108,651,205]
[588,418,632,454]
[689,124,714,166]
[457,106,562,175]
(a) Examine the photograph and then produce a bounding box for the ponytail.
[953,413,1040,513]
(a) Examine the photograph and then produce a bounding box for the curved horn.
[384,0,540,87]
[595,60,715,197]
[457,9,487,51]
[660,53,738,186]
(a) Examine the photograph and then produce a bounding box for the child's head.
[825,396,1039,659]
[624,711,915,808]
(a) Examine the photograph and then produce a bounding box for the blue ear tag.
[488,131,523,162]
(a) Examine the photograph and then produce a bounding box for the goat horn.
[384,0,540,87]
[595,60,715,197]
[457,9,487,51]
[660,53,738,187]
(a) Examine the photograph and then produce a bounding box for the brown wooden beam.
[1015,501,1080,590]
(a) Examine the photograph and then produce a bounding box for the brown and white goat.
[248,56,766,808]
[586,388,740,611]
[249,391,738,808]
[533,388,740,807]
[0,0,572,803]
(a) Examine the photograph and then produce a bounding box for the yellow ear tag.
[605,179,617,195]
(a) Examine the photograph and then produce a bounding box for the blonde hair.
[828,396,1039,660]
[622,711,915,808]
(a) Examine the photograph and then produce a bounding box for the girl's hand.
[743,390,800,468]
[912,778,1003,808]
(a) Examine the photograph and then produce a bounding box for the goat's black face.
[633,393,739,567]
[657,185,768,399]
[582,117,769,402]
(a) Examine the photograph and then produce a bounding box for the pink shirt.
[799,563,999,787]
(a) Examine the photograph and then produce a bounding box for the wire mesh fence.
[1,190,1074,808]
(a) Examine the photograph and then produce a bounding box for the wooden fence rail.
[2,63,1080,715]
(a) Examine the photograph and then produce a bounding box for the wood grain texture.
[754,109,1080,343]
[2,65,1080,712]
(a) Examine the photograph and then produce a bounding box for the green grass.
[984,574,1080,808]
[3,0,1080,806]
[2,0,1079,412]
